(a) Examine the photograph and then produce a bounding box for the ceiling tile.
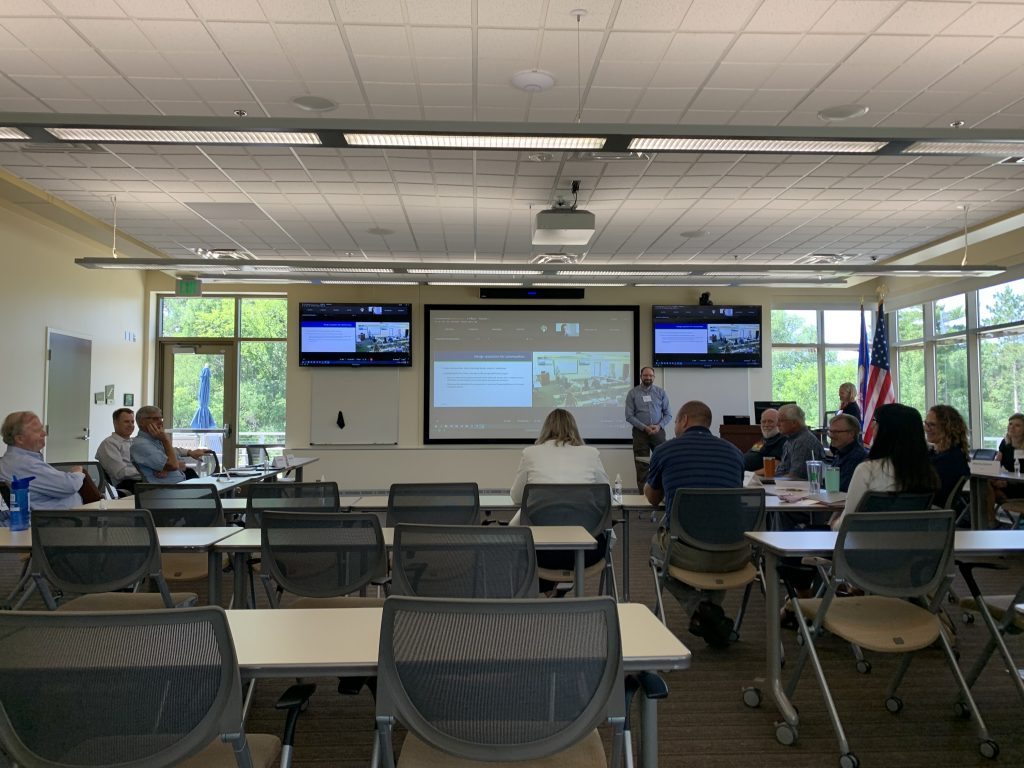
[411,26,472,58]
[1,17,89,49]
[355,55,416,83]
[136,20,220,51]
[681,0,760,32]
[812,1,900,33]
[0,49,56,77]
[477,0,543,27]
[190,0,264,19]
[207,21,281,52]
[70,19,150,49]
[747,0,833,33]
[259,0,336,23]
[612,0,689,30]
[405,0,473,26]
[664,32,735,61]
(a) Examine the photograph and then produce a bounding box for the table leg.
[762,550,798,726]
[640,692,658,768]
[621,513,630,602]
[969,476,988,530]
[207,550,221,606]
[575,550,585,597]
[232,551,248,608]
[294,466,304,482]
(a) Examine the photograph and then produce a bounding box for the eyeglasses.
[827,428,853,434]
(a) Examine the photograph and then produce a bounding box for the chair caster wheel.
[953,701,972,720]
[855,659,871,674]
[729,629,740,642]
[885,696,902,713]
[795,633,804,647]
[962,612,975,624]
[979,740,999,759]
[742,687,761,708]
[775,722,798,746]
[839,753,860,768]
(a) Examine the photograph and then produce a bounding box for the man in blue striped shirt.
[645,400,746,644]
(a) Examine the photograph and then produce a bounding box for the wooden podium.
[718,424,762,452]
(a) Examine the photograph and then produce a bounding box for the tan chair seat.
[178,733,281,768]
[398,728,604,767]
[960,594,1024,630]
[668,561,756,591]
[537,561,604,583]
[290,595,386,609]
[162,552,226,582]
[57,591,197,611]
[800,596,940,653]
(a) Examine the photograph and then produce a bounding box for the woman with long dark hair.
[831,403,938,529]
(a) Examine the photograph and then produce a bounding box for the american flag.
[856,303,869,418]
[862,300,894,445]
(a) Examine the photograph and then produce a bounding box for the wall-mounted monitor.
[652,305,762,368]
[424,305,639,444]
[299,303,412,367]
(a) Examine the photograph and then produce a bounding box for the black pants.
[632,427,666,493]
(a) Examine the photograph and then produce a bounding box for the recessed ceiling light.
[291,95,338,112]
[679,229,709,239]
[511,70,556,93]
[950,120,965,128]
[344,133,605,150]
[628,137,887,153]
[904,141,1024,155]
[45,128,321,145]
[367,227,394,236]
[817,104,870,122]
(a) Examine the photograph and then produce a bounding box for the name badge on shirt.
[642,395,652,403]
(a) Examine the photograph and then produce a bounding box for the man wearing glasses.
[826,413,866,492]
[130,405,212,484]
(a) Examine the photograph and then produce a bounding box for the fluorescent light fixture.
[532,282,627,287]
[427,281,523,286]
[407,268,543,275]
[863,267,1004,277]
[244,265,394,273]
[320,280,418,285]
[45,128,321,145]
[0,127,29,140]
[628,137,887,153]
[345,133,604,150]
[903,142,1024,155]
[556,270,691,277]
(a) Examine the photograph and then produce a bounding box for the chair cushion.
[57,592,198,611]
[668,561,756,591]
[162,552,226,581]
[398,728,605,767]
[960,594,1024,630]
[178,733,281,768]
[536,561,605,582]
[290,595,386,609]
[799,596,940,652]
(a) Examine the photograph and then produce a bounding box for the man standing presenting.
[774,403,824,480]
[130,406,211,484]
[95,408,142,494]
[742,408,786,472]
[625,366,671,492]
[644,401,746,646]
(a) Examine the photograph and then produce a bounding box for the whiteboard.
[309,368,399,445]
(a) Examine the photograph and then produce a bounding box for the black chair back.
[386,482,480,527]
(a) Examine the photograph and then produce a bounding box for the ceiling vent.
[531,252,581,264]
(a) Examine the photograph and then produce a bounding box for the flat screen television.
[299,303,412,367]
[652,304,762,368]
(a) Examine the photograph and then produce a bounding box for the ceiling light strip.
[46,128,321,145]
[0,127,30,140]
[344,133,604,150]
[319,280,418,285]
[245,266,394,274]
[556,270,691,277]
[532,282,627,287]
[427,281,524,286]
[628,137,887,154]
[903,141,1024,156]
[407,268,543,275]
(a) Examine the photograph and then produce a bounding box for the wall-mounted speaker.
[479,287,585,299]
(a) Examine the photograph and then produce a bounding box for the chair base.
[960,594,1024,631]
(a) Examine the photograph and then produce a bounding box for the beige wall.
[0,200,146,461]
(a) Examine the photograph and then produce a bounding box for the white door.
[44,330,92,462]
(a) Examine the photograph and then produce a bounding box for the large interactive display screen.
[425,305,639,443]
[299,303,412,367]
[652,304,762,368]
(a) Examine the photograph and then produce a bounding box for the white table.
[0,525,240,606]
[744,529,1024,745]
[216,524,597,607]
[227,602,690,768]
[78,496,362,513]
[178,456,320,493]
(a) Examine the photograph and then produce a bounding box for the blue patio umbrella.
[189,364,216,429]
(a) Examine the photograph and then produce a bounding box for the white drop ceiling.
[2,0,1024,278]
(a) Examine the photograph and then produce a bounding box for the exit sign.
[175,278,202,297]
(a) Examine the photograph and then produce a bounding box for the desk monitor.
[754,400,795,423]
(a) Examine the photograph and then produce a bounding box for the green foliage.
[897,306,923,341]
[771,349,819,425]
[770,310,817,344]
[161,297,235,337]
[241,298,287,338]
[171,355,224,429]
[934,295,966,335]
[240,341,287,435]
[896,348,926,416]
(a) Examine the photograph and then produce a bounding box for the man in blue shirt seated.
[130,406,212,484]
[644,400,747,647]
[0,411,102,508]
[826,413,867,492]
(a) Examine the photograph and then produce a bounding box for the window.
[896,305,924,342]
[896,347,925,416]
[934,294,966,335]
[935,338,968,416]
[160,297,236,337]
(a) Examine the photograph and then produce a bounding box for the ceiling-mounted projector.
[532,207,596,245]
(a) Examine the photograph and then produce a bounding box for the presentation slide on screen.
[301,322,356,352]
[426,306,638,442]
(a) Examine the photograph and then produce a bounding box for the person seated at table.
[509,408,610,591]
[924,405,970,512]
[769,404,824,480]
[130,406,211,484]
[826,413,867,492]
[0,411,102,508]
[644,400,746,646]
[742,407,786,472]
[94,407,142,494]
[831,403,938,530]
[836,381,861,423]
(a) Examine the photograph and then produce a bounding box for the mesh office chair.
[0,606,312,768]
[650,488,767,641]
[390,524,539,598]
[386,482,481,527]
[259,511,387,608]
[29,509,197,610]
[376,595,625,768]
[856,491,935,512]
[246,481,341,526]
[135,483,226,583]
[246,445,270,466]
[787,510,998,764]
[970,448,998,461]
[520,483,616,597]
[51,460,117,499]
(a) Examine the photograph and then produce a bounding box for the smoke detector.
[511,70,556,93]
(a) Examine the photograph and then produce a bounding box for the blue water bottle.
[9,475,34,532]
